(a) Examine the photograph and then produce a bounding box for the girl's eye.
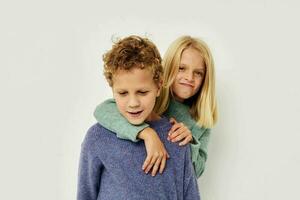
[194,71,203,77]
[179,66,185,71]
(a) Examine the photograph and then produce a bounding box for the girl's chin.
[174,93,193,102]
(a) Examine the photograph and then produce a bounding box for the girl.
[94,35,218,178]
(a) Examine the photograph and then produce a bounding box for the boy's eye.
[138,91,149,95]
[118,92,128,96]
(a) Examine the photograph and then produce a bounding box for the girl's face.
[171,47,206,102]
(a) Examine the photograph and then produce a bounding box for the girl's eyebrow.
[179,63,205,73]
[195,68,205,72]
[180,63,205,72]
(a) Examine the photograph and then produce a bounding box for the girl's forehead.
[180,58,205,71]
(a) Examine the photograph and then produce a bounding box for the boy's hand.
[138,127,170,176]
[167,117,193,146]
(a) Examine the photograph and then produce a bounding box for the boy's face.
[112,67,161,125]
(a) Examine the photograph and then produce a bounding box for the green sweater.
[94,98,211,178]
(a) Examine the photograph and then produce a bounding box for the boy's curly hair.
[103,35,163,86]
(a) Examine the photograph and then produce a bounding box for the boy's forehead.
[112,68,156,89]
[113,66,151,73]
[113,68,154,80]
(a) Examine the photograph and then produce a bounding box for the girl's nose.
[184,71,194,82]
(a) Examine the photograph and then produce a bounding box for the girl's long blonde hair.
[154,36,218,128]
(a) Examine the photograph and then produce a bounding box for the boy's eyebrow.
[113,87,127,91]
[114,87,150,91]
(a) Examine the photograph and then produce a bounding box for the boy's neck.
[145,111,161,122]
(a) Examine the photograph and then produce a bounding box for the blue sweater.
[77,117,200,200]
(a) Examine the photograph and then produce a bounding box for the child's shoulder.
[83,123,109,146]
[150,116,190,154]
[148,116,171,129]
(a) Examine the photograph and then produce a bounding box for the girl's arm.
[94,98,149,142]
[167,119,210,178]
[94,98,169,176]
[189,126,211,178]
[166,99,211,178]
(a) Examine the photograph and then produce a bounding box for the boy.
[77,36,200,200]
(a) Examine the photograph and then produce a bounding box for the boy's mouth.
[127,110,143,118]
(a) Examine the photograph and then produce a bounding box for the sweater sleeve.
[166,99,211,178]
[190,127,211,178]
[93,98,149,142]
[77,130,103,200]
[183,146,201,200]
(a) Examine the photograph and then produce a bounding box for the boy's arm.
[190,126,211,178]
[94,98,149,142]
[77,133,103,200]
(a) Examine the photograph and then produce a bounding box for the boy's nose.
[128,97,140,108]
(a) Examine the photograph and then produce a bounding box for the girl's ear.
[156,79,163,97]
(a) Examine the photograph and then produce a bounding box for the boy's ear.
[156,79,163,97]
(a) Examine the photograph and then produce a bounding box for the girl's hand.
[167,117,193,146]
[138,127,170,176]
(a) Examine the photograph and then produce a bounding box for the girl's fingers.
[151,156,162,176]
[179,135,193,146]
[169,117,178,125]
[166,152,170,159]
[168,123,181,135]
[144,152,168,175]
[168,121,193,145]
[142,156,152,171]
[171,130,187,142]
[168,122,186,135]
[145,157,157,174]
[169,126,186,140]
[159,155,167,174]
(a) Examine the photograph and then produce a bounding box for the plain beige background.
[1,0,300,199]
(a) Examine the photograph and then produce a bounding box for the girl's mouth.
[180,82,194,88]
